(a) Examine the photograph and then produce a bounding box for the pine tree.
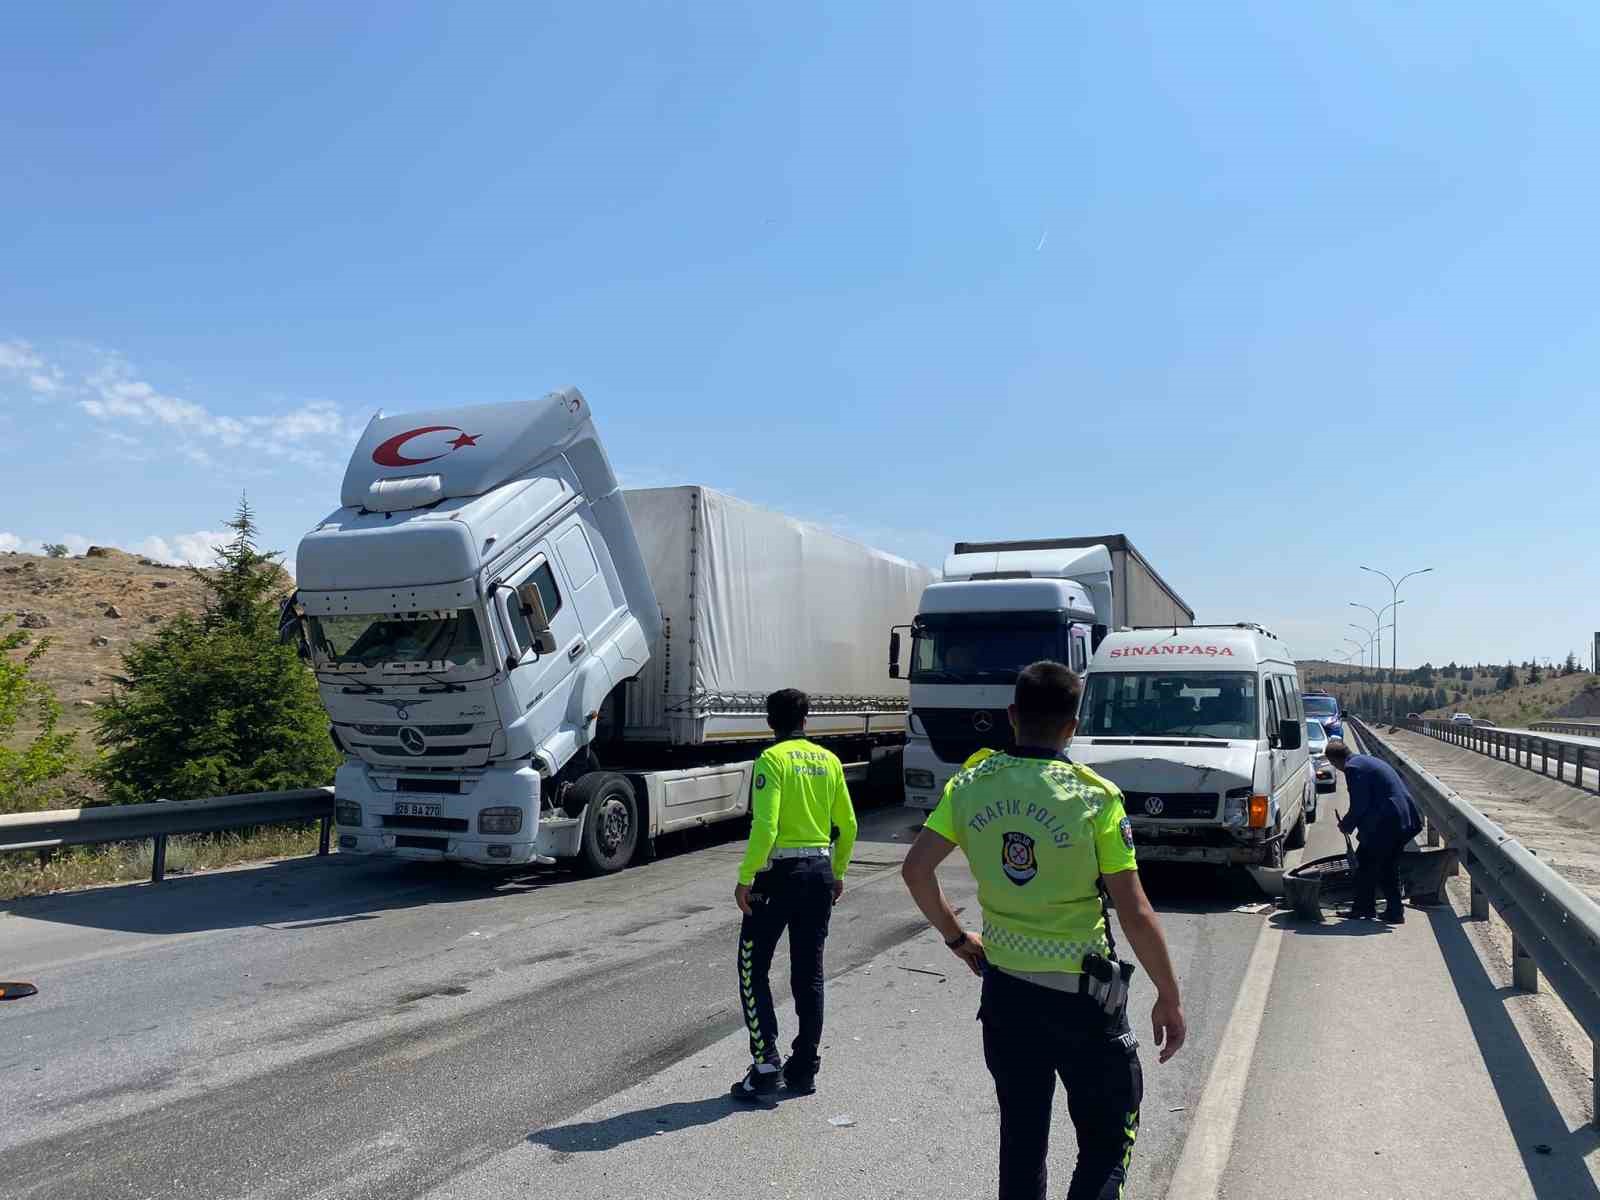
[1497,662,1518,692]
[1528,659,1543,685]
[0,618,77,812]
[95,497,339,803]
[1564,652,1580,676]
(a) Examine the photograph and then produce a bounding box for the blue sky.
[4,2,1598,669]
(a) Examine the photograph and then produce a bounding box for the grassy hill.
[4,547,214,736]
[1297,658,1599,726]
[3,546,293,806]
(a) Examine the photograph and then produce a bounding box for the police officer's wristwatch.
[944,930,968,948]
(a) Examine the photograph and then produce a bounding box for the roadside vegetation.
[1302,657,1597,726]
[1,500,337,901]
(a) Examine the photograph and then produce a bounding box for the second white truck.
[891,535,1193,810]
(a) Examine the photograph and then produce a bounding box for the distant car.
[1306,719,1335,796]
[1451,712,1473,724]
[1302,690,1342,737]
[1405,712,1421,720]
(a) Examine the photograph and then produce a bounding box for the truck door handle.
[568,641,586,662]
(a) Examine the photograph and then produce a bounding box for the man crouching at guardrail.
[1326,739,1424,925]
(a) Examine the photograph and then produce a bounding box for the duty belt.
[770,846,829,860]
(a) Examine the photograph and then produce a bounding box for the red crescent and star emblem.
[371,425,483,467]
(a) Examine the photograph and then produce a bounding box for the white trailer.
[286,392,931,874]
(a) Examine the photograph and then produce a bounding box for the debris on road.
[0,981,39,1000]
[828,1114,856,1128]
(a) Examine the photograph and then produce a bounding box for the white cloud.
[0,529,233,566]
[0,339,66,399]
[0,340,43,372]
[4,340,361,471]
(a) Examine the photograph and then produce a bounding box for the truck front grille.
[348,723,474,737]
[914,708,1008,766]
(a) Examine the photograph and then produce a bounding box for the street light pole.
[1344,636,1365,673]
[1361,565,1435,721]
[1348,625,1377,691]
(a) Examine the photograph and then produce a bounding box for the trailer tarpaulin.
[622,487,935,743]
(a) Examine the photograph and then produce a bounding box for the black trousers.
[1355,829,1408,913]
[980,967,1143,1200]
[737,856,834,1066]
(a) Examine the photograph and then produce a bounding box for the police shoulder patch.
[1120,816,1135,849]
[754,773,766,790]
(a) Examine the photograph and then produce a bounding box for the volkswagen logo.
[399,727,427,756]
[972,711,994,733]
[1144,795,1166,816]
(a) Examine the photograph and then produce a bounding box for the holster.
[1080,953,1138,1018]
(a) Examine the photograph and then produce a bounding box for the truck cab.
[286,389,660,870]
[1072,624,1314,868]
[893,546,1109,810]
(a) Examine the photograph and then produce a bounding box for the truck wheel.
[1284,810,1307,851]
[572,772,640,875]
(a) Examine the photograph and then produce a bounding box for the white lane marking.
[1163,909,1287,1200]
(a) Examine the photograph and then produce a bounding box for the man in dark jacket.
[1326,740,1424,924]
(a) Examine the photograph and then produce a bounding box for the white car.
[1451,712,1474,725]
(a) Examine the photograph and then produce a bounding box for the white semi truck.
[283,389,933,873]
[890,535,1193,810]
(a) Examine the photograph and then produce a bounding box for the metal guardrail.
[1352,717,1600,1121]
[0,788,335,883]
[1399,718,1599,794]
[1532,720,1600,739]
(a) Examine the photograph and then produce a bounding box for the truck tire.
[571,772,640,875]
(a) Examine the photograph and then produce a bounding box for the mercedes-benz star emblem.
[972,711,994,733]
[1144,796,1166,816]
[399,727,427,756]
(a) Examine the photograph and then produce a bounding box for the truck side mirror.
[1278,718,1302,751]
[516,582,559,655]
[889,631,901,680]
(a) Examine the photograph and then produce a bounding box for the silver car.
[1307,719,1335,797]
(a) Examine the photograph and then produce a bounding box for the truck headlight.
[904,769,936,790]
[478,806,524,835]
[1222,787,1250,828]
[335,801,363,827]
[907,712,927,738]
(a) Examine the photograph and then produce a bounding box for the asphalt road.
[1501,724,1600,750]
[2,797,1285,1199]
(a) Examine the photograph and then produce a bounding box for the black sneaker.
[1381,908,1406,925]
[730,1063,783,1104]
[1338,908,1378,920]
[783,1056,820,1095]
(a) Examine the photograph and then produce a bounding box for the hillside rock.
[20,612,51,629]
[85,546,114,558]
[105,605,125,619]
[0,548,262,740]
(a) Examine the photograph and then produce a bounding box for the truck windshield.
[911,625,1064,684]
[1080,671,1258,740]
[308,610,488,671]
[1302,694,1339,719]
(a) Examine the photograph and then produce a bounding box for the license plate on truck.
[394,801,442,818]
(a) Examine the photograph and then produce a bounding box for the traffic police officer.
[901,661,1187,1200]
[730,688,859,1101]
